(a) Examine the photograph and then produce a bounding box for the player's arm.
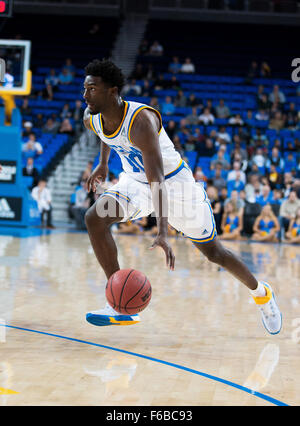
[130,109,175,271]
[83,107,111,192]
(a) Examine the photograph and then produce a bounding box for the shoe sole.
[261,282,282,335]
[86,313,140,327]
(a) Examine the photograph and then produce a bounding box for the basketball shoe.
[252,282,282,335]
[86,303,140,327]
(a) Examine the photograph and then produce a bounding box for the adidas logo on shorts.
[202,229,208,235]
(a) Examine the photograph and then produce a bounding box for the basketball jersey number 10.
[125,151,145,173]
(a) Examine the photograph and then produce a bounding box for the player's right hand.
[87,163,109,192]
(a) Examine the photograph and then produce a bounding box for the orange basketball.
[106,269,152,315]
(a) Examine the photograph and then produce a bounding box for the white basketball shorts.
[98,162,217,244]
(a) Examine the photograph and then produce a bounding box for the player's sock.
[250,281,267,298]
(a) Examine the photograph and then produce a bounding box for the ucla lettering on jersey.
[89,101,182,183]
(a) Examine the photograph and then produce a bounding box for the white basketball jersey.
[89,101,182,183]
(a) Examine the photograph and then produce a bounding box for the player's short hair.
[84,59,125,94]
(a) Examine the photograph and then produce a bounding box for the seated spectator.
[212,163,227,192]
[165,120,177,140]
[168,56,181,74]
[149,96,161,112]
[211,146,230,170]
[181,57,195,74]
[45,68,59,90]
[161,96,175,116]
[245,60,258,84]
[63,58,76,76]
[269,111,285,131]
[22,157,39,188]
[267,164,283,189]
[227,161,246,184]
[185,107,199,125]
[255,109,269,121]
[166,75,181,91]
[227,172,245,197]
[187,93,202,108]
[285,207,300,243]
[174,90,187,107]
[31,179,55,229]
[60,103,72,120]
[42,117,60,135]
[272,188,284,205]
[217,126,231,144]
[220,200,243,240]
[59,118,74,135]
[228,114,244,126]
[199,108,215,125]
[22,121,34,137]
[72,180,92,230]
[256,184,274,206]
[122,79,142,96]
[225,189,245,215]
[265,147,284,172]
[72,99,85,134]
[148,40,164,56]
[206,99,216,116]
[154,73,168,90]
[244,173,262,203]
[34,113,45,129]
[279,190,300,238]
[138,39,149,56]
[269,85,286,105]
[284,152,298,173]
[22,133,43,158]
[285,102,299,128]
[251,204,280,243]
[20,97,32,116]
[58,67,73,85]
[130,63,146,80]
[257,93,272,112]
[216,99,230,119]
[194,167,208,184]
[260,61,271,78]
[140,79,153,97]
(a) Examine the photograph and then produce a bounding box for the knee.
[204,245,228,266]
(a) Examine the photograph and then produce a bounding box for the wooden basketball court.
[0,229,299,406]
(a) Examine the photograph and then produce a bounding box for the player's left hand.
[149,235,175,271]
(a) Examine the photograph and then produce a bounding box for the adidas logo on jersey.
[0,198,15,219]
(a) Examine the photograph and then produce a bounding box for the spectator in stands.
[211,146,230,170]
[285,207,300,244]
[34,113,45,129]
[45,68,59,91]
[229,114,244,127]
[59,118,74,136]
[149,96,161,112]
[181,57,195,74]
[216,99,230,119]
[267,163,283,189]
[42,117,60,135]
[154,73,168,90]
[58,67,73,85]
[138,39,149,56]
[272,188,283,205]
[31,179,55,229]
[285,102,299,128]
[140,79,153,97]
[260,61,271,78]
[185,107,199,125]
[172,135,184,157]
[149,40,164,56]
[165,120,177,141]
[279,190,300,237]
[227,171,245,197]
[73,100,85,134]
[220,200,243,240]
[166,75,181,91]
[168,56,181,74]
[130,63,146,80]
[161,96,175,116]
[227,160,246,184]
[20,98,32,116]
[174,90,187,107]
[22,133,43,158]
[255,109,269,121]
[212,164,227,192]
[122,79,142,96]
[251,204,280,243]
[217,126,231,143]
[225,189,245,215]
[245,61,258,84]
[206,99,216,116]
[72,180,92,230]
[269,111,285,131]
[257,93,272,112]
[63,58,76,77]
[60,103,73,120]
[265,147,284,171]
[22,157,39,189]
[269,85,286,105]
[186,93,201,108]
[256,184,274,206]
[199,107,215,125]
[244,174,262,203]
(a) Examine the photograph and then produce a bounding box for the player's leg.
[85,195,124,279]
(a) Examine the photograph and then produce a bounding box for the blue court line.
[1,324,288,406]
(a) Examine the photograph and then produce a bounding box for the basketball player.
[83,59,281,334]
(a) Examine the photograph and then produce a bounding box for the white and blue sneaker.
[252,282,282,335]
[86,303,140,327]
